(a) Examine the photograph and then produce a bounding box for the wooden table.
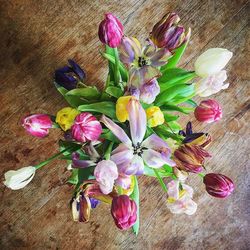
[0,0,249,249]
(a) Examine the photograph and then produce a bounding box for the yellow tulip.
[56,107,80,131]
[146,106,164,127]
[116,96,134,122]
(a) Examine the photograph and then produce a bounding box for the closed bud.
[98,13,124,48]
[203,173,234,198]
[111,195,137,230]
[194,99,222,123]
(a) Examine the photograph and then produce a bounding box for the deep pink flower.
[194,99,222,123]
[111,195,137,230]
[203,173,234,198]
[71,113,102,143]
[98,13,124,48]
[22,114,52,138]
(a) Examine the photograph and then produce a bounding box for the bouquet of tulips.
[4,12,234,234]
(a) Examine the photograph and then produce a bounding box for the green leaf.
[171,93,196,105]
[167,121,182,133]
[68,169,79,184]
[153,125,182,142]
[130,176,139,235]
[185,99,197,107]
[59,140,82,156]
[153,169,168,192]
[100,129,120,143]
[105,86,123,98]
[164,113,179,122]
[160,104,194,114]
[66,87,100,100]
[78,102,116,119]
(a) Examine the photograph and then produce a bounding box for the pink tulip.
[98,13,124,48]
[111,195,137,230]
[22,114,52,138]
[71,112,102,143]
[203,173,234,198]
[94,160,118,194]
[194,99,222,123]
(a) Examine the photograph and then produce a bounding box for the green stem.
[153,169,168,192]
[198,173,205,178]
[35,147,73,170]
[113,47,121,86]
[104,142,114,160]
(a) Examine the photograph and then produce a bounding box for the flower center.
[137,56,149,67]
[133,143,147,156]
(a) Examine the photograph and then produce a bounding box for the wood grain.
[0,0,249,249]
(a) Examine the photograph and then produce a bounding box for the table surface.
[0,0,249,249]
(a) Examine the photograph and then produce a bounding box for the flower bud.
[203,173,234,198]
[3,166,36,190]
[98,13,124,48]
[146,106,164,127]
[71,112,102,143]
[195,48,233,77]
[150,12,189,50]
[72,193,91,222]
[174,144,211,173]
[194,99,222,123]
[22,114,52,138]
[111,195,137,230]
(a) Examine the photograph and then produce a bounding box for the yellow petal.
[116,96,134,122]
[146,106,164,127]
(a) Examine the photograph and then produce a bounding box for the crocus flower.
[98,13,124,48]
[56,107,80,131]
[146,106,164,127]
[174,144,211,173]
[22,114,52,138]
[94,160,118,194]
[194,99,222,123]
[71,112,102,143]
[101,98,175,175]
[3,166,36,190]
[166,180,197,215]
[150,12,190,51]
[111,195,137,230]
[203,173,234,198]
[194,48,233,77]
[119,37,171,87]
[55,59,86,90]
[195,70,229,97]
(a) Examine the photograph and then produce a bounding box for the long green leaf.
[105,86,123,98]
[130,176,139,235]
[66,87,100,100]
[153,169,168,192]
[160,104,194,114]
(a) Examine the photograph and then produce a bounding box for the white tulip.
[195,48,233,77]
[3,166,36,190]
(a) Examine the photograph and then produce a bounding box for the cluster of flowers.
[4,12,234,234]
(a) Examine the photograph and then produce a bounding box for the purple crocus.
[55,59,86,90]
[101,98,175,175]
[119,37,171,88]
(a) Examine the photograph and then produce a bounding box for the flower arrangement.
[4,12,234,234]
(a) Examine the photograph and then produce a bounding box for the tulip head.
[194,99,222,123]
[22,114,52,138]
[4,166,36,190]
[174,144,211,173]
[195,48,233,77]
[71,112,102,143]
[150,12,189,51]
[203,173,234,198]
[111,195,137,230]
[56,107,80,131]
[146,106,164,127]
[98,13,124,48]
[72,192,91,222]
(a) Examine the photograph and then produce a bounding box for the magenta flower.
[71,112,102,143]
[101,99,175,175]
[22,114,52,138]
[98,13,124,48]
[119,37,171,88]
[111,195,137,230]
[194,99,222,123]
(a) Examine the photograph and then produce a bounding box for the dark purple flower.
[55,59,86,90]
[89,198,100,208]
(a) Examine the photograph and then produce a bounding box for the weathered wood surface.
[0,0,249,249]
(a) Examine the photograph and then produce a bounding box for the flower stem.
[113,47,121,86]
[35,147,73,170]
[153,169,168,192]
[104,142,114,160]
[198,173,205,178]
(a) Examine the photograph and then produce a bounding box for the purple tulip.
[98,13,124,48]
[22,114,52,138]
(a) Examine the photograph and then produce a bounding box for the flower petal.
[123,155,144,175]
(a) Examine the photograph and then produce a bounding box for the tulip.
[146,106,164,127]
[111,195,137,230]
[94,160,118,194]
[150,12,190,50]
[98,13,124,48]
[56,107,80,131]
[3,166,36,190]
[71,112,102,143]
[203,173,234,198]
[72,193,91,222]
[116,96,134,122]
[22,114,52,138]
[195,48,233,77]
[55,59,86,90]
[174,144,211,173]
[194,99,222,123]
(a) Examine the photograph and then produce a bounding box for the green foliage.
[105,86,123,98]
[66,86,100,100]
[160,104,194,114]
[130,176,139,235]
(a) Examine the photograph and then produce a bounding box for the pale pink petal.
[115,174,132,189]
[167,180,179,200]
[123,155,144,175]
